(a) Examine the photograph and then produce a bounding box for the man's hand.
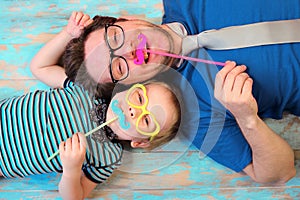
[215,61,296,183]
[59,133,87,177]
[214,61,258,124]
[65,11,93,38]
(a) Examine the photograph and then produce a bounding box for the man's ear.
[130,140,150,149]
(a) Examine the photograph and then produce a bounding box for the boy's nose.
[128,106,141,119]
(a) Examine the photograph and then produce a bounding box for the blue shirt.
[162,0,300,172]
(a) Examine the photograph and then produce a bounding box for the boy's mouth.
[111,100,130,130]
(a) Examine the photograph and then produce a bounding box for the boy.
[0,79,181,199]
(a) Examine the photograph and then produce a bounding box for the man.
[31,1,299,184]
[161,0,299,183]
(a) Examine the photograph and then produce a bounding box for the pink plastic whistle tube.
[146,49,225,66]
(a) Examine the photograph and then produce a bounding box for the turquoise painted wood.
[0,1,300,199]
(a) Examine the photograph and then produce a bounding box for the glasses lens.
[106,25,124,50]
[126,86,146,107]
[136,113,158,135]
[126,84,160,136]
[111,57,128,81]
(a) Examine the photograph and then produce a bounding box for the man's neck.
[160,24,183,55]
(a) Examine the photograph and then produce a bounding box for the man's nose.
[115,42,136,60]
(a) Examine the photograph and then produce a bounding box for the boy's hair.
[62,15,128,99]
[143,81,181,150]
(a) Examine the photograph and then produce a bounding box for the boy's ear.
[130,140,150,149]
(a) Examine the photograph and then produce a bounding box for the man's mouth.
[143,42,150,64]
[134,33,150,65]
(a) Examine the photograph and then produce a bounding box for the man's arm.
[30,11,92,88]
[58,133,97,199]
[214,61,296,183]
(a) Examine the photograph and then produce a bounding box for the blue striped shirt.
[0,79,122,183]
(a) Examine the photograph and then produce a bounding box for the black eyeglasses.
[104,24,129,83]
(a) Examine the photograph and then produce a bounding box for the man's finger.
[217,61,236,81]
[232,72,250,94]
[223,65,247,91]
[215,61,236,90]
[242,77,254,96]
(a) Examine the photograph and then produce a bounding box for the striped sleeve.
[82,141,123,184]
[0,91,56,177]
[0,81,97,178]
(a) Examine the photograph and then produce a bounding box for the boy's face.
[106,83,177,145]
[84,20,174,84]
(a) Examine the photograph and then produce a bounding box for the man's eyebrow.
[103,29,110,48]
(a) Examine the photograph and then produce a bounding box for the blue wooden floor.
[0,1,300,199]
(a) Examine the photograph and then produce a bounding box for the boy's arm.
[214,61,296,183]
[58,133,97,199]
[30,11,93,88]
[59,171,97,200]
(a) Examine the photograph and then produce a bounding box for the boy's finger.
[84,19,93,27]
[72,133,81,150]
[65,138,72,151]
[75,12,84,25]
[78,133,87,149]
[70,11,77,21]
[59,142,65,152]
[80,14,90,25]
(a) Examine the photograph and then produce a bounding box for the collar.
[165,22,188,68]
[89,98,118,143]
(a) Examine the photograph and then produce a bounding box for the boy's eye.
[133,89,144,105]
[138,93,143,104]
[144,116,149,126]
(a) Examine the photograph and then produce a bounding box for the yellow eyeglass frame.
[125,83,161,141]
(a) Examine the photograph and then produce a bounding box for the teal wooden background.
[0,1,300,199]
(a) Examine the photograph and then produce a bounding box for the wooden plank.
[1,0,300,199]
[295,150,300,160]
[1,151,299,190]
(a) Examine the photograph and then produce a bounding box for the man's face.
[84,19,174,84]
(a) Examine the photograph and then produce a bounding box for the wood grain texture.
[0,1,299,199]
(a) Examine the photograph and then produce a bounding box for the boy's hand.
[214,61,258,123]
[65,11,93,38]
[59,133,87,176]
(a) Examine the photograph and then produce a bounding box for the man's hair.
[143,81,181,150]
[62,15,128,99]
